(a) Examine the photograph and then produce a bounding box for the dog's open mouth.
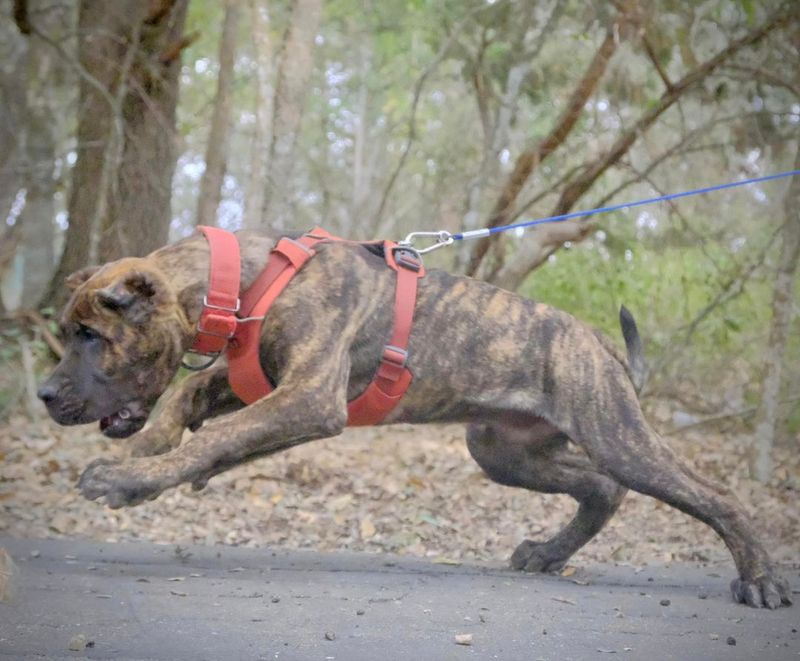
[99,406,147,438]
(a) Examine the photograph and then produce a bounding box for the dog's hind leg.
[467,422,626,572]
[563,368,792,608]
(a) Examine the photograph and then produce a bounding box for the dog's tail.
[619,305,647,394]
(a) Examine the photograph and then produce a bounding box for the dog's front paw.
[731,573,793,609]
[78,458,166,508]
[510,540,568,573]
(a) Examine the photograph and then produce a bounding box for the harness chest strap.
[191,227,424,426]
[192,226,241,355]
[226,231,329,405]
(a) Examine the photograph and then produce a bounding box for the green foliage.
[521,229,800,410]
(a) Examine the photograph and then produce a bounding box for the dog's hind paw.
[510,540,569,573]
[731,574,793,609]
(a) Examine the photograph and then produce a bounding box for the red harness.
[188,226,425,427]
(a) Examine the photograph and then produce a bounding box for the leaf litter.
[0,416,798,570]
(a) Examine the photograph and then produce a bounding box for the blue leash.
[400,169,800,253]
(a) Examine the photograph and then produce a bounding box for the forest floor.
[1,407,799,570]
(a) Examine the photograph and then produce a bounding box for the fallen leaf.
[560,566,577,577]
[454,633,473,646]
[327,494,354,512]
[0,549,16,602]
[360,517,376,539]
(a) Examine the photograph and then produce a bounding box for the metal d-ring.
[181,350,221,371]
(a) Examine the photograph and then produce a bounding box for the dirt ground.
[1,411,798,570]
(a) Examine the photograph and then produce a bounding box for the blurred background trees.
[1,0,798,479]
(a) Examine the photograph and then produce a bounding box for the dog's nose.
[37,382,59,404]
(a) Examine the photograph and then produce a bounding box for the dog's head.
[38,258,191,438]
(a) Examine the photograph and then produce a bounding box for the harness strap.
[191,226,241,355]
[191,227,424,426]
[227,230,330,404]
[346,246,423,426]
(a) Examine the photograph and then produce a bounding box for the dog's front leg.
[78,352,350,508]
[127,365,241,457]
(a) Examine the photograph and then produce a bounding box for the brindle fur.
[38,230,792,609]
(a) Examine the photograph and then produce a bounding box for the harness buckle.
[392,247,422,272]
[381,345,409,368]
[202,295,240,313]
[196,311,237,340]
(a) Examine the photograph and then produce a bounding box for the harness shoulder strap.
[346,243,424,426]
[226,230,330,404]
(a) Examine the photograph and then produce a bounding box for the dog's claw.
[510,540,568,573]
[731,574,793,609]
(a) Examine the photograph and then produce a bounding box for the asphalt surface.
[0,536,797,660]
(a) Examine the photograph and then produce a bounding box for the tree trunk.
[351,39,371,231]
[41,0,190,308]
[18,29,57,304]
[97,0,190,262]
[748,147,800,483]
[259,0,323,231]
[1,7,27,312]
[196,0,241,228]
[243,0,274,230]
[0,56,24,230]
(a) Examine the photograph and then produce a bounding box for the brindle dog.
[38,230,791,609]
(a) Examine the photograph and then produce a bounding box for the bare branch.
[465,8,627,276]
[721,63,800,98]
[18,309,64,358]
[664,396,800,436]
[641,34,673,92]
[159,30,200,65]
[489,5,796,290]
[145,0,179,25]
[13,0,31,35]
[372,0,511,234]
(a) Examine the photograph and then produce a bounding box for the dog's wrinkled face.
[38,258,190,438]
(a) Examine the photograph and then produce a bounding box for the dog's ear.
[96,271,162,325]
[65,266,101,290]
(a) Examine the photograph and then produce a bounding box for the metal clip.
[398,230,454,255]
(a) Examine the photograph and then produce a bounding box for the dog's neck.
[151,230,278,339]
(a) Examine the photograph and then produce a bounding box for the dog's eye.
[76,324,102,342]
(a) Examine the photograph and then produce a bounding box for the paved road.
[0,536,797,660]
